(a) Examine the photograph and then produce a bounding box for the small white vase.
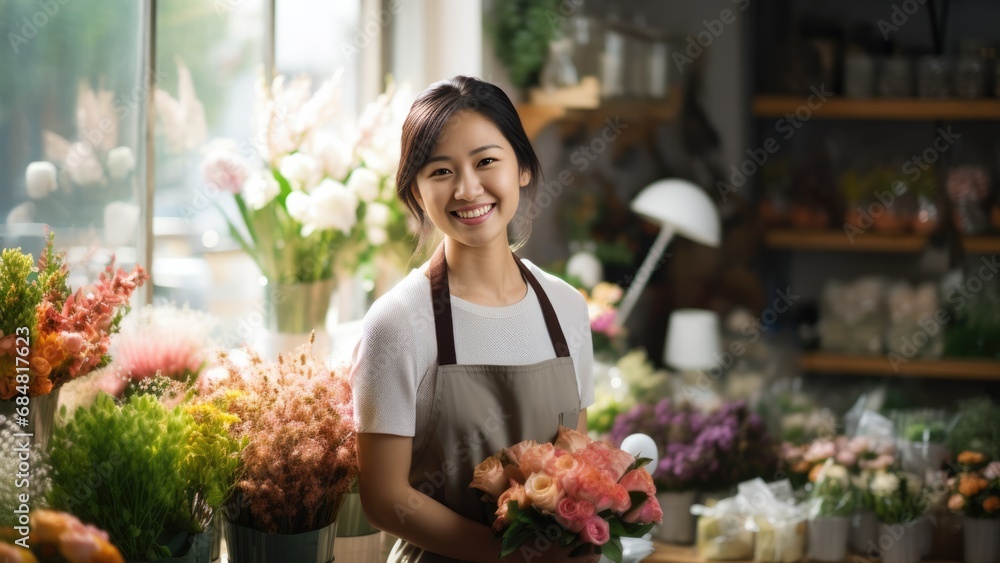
[963,517,1000,563]
[653,490,697,544]
[877,522,921,563]
[808,516,849,562]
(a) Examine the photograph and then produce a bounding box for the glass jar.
[917,56,952,98]
[954,55,986,98]
[647,38,669,99]
[844,51,875,98]
[600,27,625,99]
[540,37,579,90]
[567,13,602,80]
[879,55,913,97]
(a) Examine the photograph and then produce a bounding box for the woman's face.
[411,110,530,250]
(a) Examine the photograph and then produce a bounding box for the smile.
[452,204,495,219]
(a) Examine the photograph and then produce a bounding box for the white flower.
[566,251,603,288]
[106,146,136,180]
[346,167,382,203]
[201,148,249,194]
[284,190,311,223]
[871,472,900,497]
[103,201,141,247]
[821,464,850,489]
[312,131,353,181]
[364,201,390,227]
[306,179,358,236]
[366,226,388,246]
[65,142,104,185]
[25,161,57,199]
[278,152,322,191]
[242,169,280,210]
[6,201,35,223]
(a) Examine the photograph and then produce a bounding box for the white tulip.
[566,251,603,288]
[25,161,57,199]
[346,167,381,203]
[366,226,388,246]
[103,201,141,247]
[279,152,322,191]
[364,201,390,227]
[243,169,280,210]
[284,190,311,224]
[6,201,35,223]
[312,132,353,181]
[106,146,136,180]
[306,179,358,236]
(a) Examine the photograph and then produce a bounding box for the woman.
[351,76,598,562]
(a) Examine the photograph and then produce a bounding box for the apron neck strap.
[429,243,571,366]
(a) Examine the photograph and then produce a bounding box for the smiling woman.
[350,76,598,563]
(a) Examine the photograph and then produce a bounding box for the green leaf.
[621,491,651,518]
[625,457,653,474]
[603,537,624,563]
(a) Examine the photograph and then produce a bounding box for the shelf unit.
[753,96,1000,120]
[800,353,1000,381]
[763,229,1000,254]
[516,87,682,140]
[649,541,959,563]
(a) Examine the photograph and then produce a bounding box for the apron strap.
[429,243,571,366]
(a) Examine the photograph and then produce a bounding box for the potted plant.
[868,471,926,563]
[947,451,1000,563]
[47,391,243,562]
[198,339,358,561]
[806,462,855,562]
[900,419,949,478]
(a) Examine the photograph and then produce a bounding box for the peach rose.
[470,456,509,500]
[563,462,615,512]
[554,426,591,453]
[519,443,557,479]
[579,515,611,546]
[505,440,538,465]
[578,440,632,481]
[30,356,52,379]
[958,451,986,465]
[623,494,663,524]
[620,468,657,498]
[525,473,564,514]
[610,483,631,513]
[947,494,966,512]
[984,496,1000,513]
[495,481,530,527]
[546,449,582,476]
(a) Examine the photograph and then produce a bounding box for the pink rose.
[470,456,508,500]
[619,468,657,498]
[554,426,591,453]
[519,443,557,479]
[555,498,587,533]
[863,454,895,471]
[579,441,632,481]
[524,473,564,514]
[610,483,631,514]
[803,439,837,463]
[623,495,663,524]
[505,440,538,466]
[579,515,611,546]
[836,450,858,467]
[563,462,615,512]
[59,331,85,354]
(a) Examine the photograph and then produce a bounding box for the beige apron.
[388,245,581,563]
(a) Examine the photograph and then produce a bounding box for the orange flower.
[808,463,825,483]
[959,473,984,497]
[36,332,67,371]
[792,460,813,474]
[984,496,1000,513]
[958,451,986,465]
[947,494,966,512]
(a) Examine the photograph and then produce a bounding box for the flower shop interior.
[2,0,1000,562]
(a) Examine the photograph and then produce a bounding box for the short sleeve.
[575,296,596,410]
[350,297,420,436]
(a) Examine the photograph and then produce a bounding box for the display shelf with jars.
[753,96,1000,120]
[763,229,1000,254]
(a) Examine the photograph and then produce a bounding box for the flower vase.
[334,493,382,563]
[807,516,849,562]
[256,278,336,360]
[849,510,878,554]
[653,490,697,544]
[0,388,61,454]
[224,520,338,563]
[877,522,921,563]
[126,529,212,563]
[963,517,1000,563]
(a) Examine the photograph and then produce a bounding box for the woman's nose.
[453,172,484,200]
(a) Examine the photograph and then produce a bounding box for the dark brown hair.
[396,76,541,251]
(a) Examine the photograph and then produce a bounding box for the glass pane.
[1,0,149,288]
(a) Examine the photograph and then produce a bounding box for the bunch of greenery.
[905,420,947,443]
[870,472,926,525]
[947,398,1000,460]
[808,463,856,518]
[488,0,561,89]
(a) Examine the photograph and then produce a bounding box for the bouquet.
[0,234,147,399]
[197,339,358,534]
[580,282,627,358]
[0,509,123,563]
[470,426,662,562]
[200,70,417,285]
[807,461,856,518]
[946,451,1000,519]
[587,349,668,436]
[869,471,926,524]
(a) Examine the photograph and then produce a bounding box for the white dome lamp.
[614,179,721,329]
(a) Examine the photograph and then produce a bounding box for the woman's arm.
[576,408,588,434]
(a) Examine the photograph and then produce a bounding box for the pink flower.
[623,494,663,524]
[58,529,101,563]
[848,436,871,454]
[200,148,249,194]
[803,439,837,463]
[505,440,538,466]
[554,426,591,453]
[619,468,656,498]
[579,440,632,481]
[579,515,611,546]
[519,443,557,479]
[545,450,582,476]
[470,456,508,500]
[984,462,1000,480]
[59,331,85,354]
[862,454,895,471]
[836,450,858,467]
[555,498,589,533]
[562,462,615,512]
[610,483,631,513]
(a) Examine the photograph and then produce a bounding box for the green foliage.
[872,474,925,525]
[905,421,947,444]
[177,401,247,532]
[809,475,856,518]
[948,398,1000,460]
[48,394,190,559]
[488,0,562,89]
[0,233,68,341]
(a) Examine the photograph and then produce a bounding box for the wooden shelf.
[649,541,958,562]
[801,353,1000,380]
[764,229,1000,254]
[517,88,681,139]
[753,96,1000,120]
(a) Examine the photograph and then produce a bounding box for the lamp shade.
[629,178,721,248]
[664,308,721,370]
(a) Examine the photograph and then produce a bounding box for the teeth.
[455,204,493,219]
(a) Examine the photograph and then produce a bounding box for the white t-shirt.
[351,260,595,450]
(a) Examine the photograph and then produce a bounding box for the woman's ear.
[519,169,531,188]
[410,182,425,211]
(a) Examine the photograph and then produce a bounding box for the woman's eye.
[430,168,450,177]
[478,158,496,167]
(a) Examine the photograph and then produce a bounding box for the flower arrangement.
[946,451,1000,519]
[0,509,124,563]
[0,234,147,400]
[197,340,358,534]
[579,281,627,358]
[781,435,896,490]
[470,426,662,562]
[587,348,669,436]
[868,471,926,525]
[807,462,856,518]
[201,70,417,286]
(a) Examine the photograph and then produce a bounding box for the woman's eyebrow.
[425,144,502,164]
